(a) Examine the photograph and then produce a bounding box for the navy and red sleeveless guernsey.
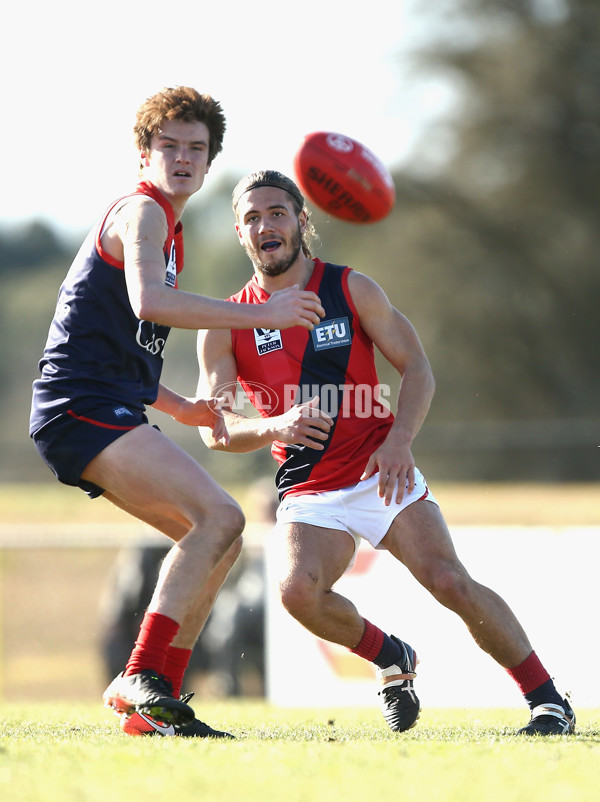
[229,260,394,498]
[29,181,183,435]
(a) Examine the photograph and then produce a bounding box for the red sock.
[350,618,384,661]
[124,612,180,677]
[163,646,193,698]
[506,651,551,694]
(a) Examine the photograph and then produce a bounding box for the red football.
[293,131,395,223]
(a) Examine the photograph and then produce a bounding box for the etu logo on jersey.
[311,317,352,351]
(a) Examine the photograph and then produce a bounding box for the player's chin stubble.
[251,227,302,277]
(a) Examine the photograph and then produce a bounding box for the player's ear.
[140,150,150,168]
[298,209,307,233]
[235,224,244,245]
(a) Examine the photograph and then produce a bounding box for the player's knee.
[194,502,245,554]
[278,575,319,621]
[225,534,244,566]
[427,564,472,610]
[218,502,246,544]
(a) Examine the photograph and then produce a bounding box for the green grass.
[2,483,599,801]
[1,703,599,802]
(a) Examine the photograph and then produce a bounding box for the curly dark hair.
[134,86,226,165]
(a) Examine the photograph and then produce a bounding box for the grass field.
[2,702,600,802]
[1,484,598,800]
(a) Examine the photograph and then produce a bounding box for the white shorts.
[275,469,437,557]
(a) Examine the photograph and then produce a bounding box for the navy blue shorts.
[31,401,149,498]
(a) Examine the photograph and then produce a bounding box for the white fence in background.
[266,526,600,708]
[3,522,598,708]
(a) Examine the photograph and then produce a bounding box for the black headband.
[234,179,304,207]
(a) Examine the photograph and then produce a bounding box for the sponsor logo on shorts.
[311,317,351,351]
[254,328,283,355]
[113,406,133,418]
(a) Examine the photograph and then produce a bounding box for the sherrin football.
[293,131,395,223]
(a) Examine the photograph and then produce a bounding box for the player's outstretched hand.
[176,396,230,446]
[276,396,333,449]
[262,284,324,330]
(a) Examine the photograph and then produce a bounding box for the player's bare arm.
[197,329,332,453]
[152,383,229,445]
[348,270,435,505]
[107,197,324,332]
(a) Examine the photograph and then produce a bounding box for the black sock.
[524,678,565,711]
[372,634,404,670]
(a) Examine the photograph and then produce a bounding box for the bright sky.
[3,1,450,238]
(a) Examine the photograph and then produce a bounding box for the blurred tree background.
[3,0,598,486]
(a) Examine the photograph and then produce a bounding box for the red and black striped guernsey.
[229,259,394,499]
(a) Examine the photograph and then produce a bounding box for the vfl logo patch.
[311,317,351,351]
[165,242,177,287]
[254,328,283,355]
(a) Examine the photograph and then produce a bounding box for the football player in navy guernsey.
[29,93,324,738]
[197,170,574,736]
